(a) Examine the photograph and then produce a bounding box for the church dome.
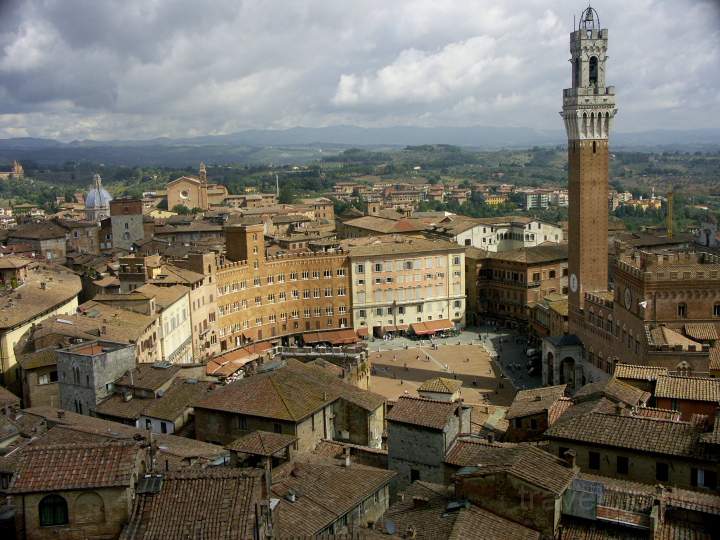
[85,174,113,209]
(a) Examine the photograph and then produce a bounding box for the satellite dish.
[384,520,396,535]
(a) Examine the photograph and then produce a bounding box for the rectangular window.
[375,263,382,272]
[617,456,629,475]
[356,264,364,273]
[656,462,669,482]
[588,451,600,470]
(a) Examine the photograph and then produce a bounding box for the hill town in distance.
[0,2,719,539]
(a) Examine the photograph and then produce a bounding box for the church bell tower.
[563,6,617,328]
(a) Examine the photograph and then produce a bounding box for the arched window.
[713,303,720,317]
[678,303,688,318]
[39,494,68,527]
[589,56,598,86]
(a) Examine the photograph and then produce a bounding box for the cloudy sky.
[0,0,718,141]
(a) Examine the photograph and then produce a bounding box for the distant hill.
[1,125,718,166]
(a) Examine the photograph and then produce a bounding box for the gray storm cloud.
[0,0,717,140]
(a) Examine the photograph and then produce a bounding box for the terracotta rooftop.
[0,385,20,409]
[23,407,227,464]
[72,300,157,343]
[573,377,650,407]
[135,283,189,309]
[148,263,204,286]
[684,323,719,342]
[272,459,396,538]
[711,347,720,372]
[342,215,429,235]
[482,244,568,265]
[8,221,66,240]
[120,469,264,540]
[545,412,702,458]
[378,481,540,540]
[142,380,214,422]
[614,363,669,382]
[444,438,515,467]
[387,396,462,431]
[116,363,181,392]
[632,406,681,421]
[506,384,567,420]
[9,441,139,494]
[454,444,577,496]
[654,375,720,403]
[417,377,463,395]
[195,360,352,422]
[649,326,701,350]
[0,263,81,330]
[226,430,297,456]
[342,235,462,257]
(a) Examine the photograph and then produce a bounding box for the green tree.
[172,204,191,215]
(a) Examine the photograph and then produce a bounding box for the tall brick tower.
[563,6,617,329]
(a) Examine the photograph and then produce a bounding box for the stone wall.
[15,486,132,540]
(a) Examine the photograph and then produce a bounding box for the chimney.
[405,525,417,539]
[57,410,65,419]
[615,403,625,416]
[344,447,351,468]
[563,449,577,469]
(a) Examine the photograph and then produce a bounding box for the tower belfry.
[563,6,617,328]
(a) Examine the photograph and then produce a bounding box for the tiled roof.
[0,385,20,408]
[506,384,567,420]
[684,323,719,342]
[454,444,577,496]
[387,396,461,430]
[578,472,720,517]
[614,363,669,382]
[649,326,701,349]
[418,377,463,394]
[342,235,462,257]
[710,347,720,372]
[573,378,650,407]
[284,360,385,412]
[655,375,720,403]
[116,363,180,391]
[9,221,66,240]
[195,364,339,422]
[95,394,150,421]
[273,460,396,538]
[545,412,702,458]
[9,441,139,493]
[632,406,681,421]
[121,469,264,540]
[24,407,227,464]
[226,430,298,456]
[482,244,567,265]
[379,481,539,540]
[135,283,189,309]
[342,215,429,234]
[197,360,384,422]
[0,263,82,330]
[148,263,204,286]
[142,380,213,421]
[444,438,515,467]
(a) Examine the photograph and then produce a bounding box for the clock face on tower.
[570,273,578,293]
[624,288,632,310]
